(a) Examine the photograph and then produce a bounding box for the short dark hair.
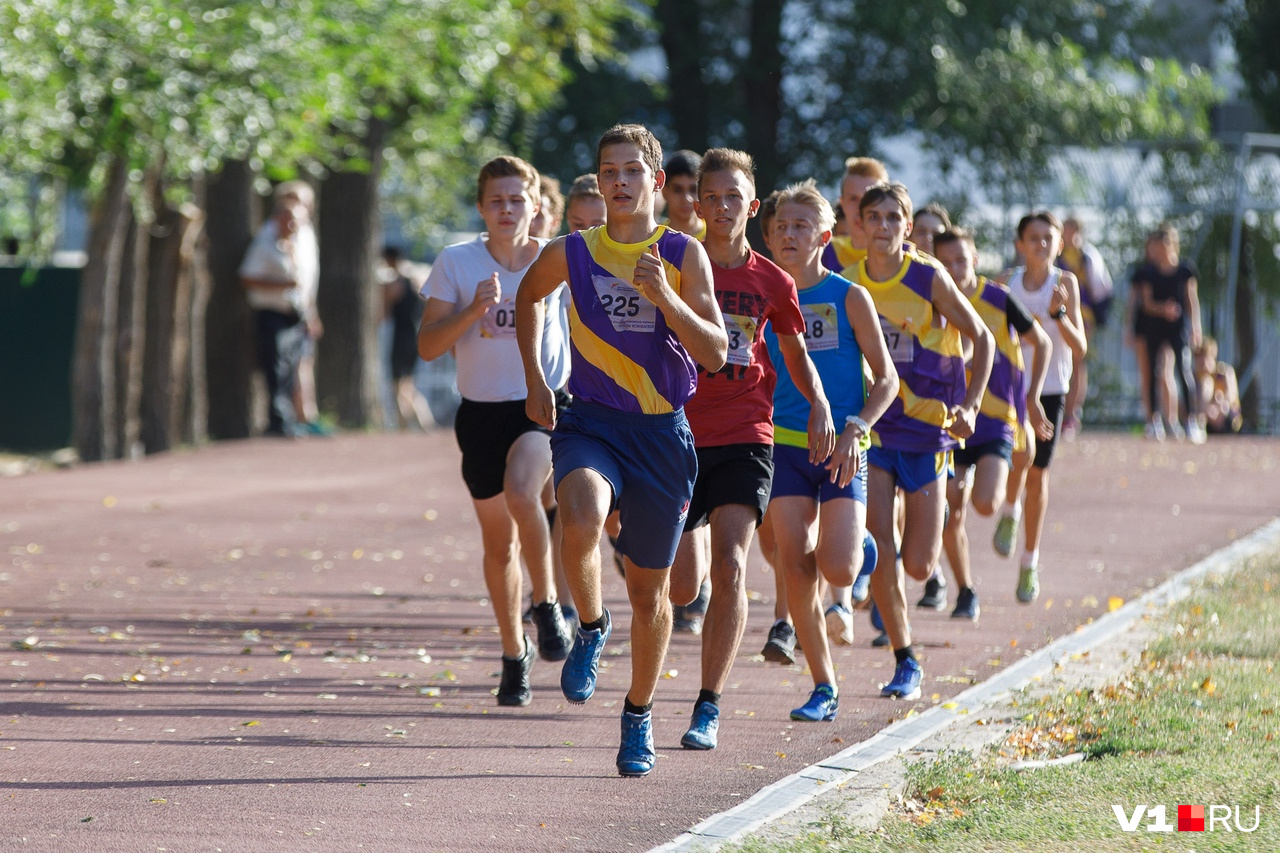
[476,155,539,204]
[858,181,914,222]
[539,173,564,221]
[1015,210,1062,239]
[596,124,663,175]
[915,202,952,230]
[758,189,782,239]
[933,227,974,251]
[665,149,703,179]
[697,148,756,194]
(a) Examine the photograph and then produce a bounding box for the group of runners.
[417,123,1087,777]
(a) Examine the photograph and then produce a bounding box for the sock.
[772,617,791,628]
[1004,500,1022,520]
[580,613,607,633]
[624,696,651,716]
[894,645,916,664]
[696,689,720,709]
[960,585,973,595]
[1021,548,1039,569]
[816,681,837,696]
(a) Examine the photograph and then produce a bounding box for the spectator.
[1196,337,1243,434]
[238,181,321,437]
[382,246,433,430]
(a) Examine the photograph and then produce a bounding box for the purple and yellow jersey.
[967,277,1027,446]
[821,236,865,273]
[849,252,966,452]
[563,225,697,415]
[663,218,707,241]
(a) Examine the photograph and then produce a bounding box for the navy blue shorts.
[953,436,1014,470]
[768,443,867,505]
[551,401,697,570]
[868,446,952,494]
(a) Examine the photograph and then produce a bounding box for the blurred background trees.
[5,0,1273,456]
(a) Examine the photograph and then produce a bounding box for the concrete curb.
[651,516,1280,852]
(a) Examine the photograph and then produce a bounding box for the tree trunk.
[656,0,711,151]
[316,117,387,428]
[203,159,257,440]
[72,155,131,462]
[184,176,211,446]
[745,0,784,194]
[113,168,156,460]
[141,183,204,455]
[1235,223,1260,430]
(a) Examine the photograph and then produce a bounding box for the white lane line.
[651,517,1280,852]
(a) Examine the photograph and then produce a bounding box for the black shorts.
[954,437,1014,470]
[1032,394,1066,470]
[683,443,774,532]
[454,390,570,500]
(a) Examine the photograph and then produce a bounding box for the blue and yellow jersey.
[849,251,966,452]
[821,236,866,274]
[563,225,698,415]
[967,278,1027,446]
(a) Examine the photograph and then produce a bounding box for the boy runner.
[992,212,1087,602]
[851,182,994,701]
[418,156,573,707]
[565,174,607,233]
[766,180,898,720]
[661,149,707,240]
[821,156,889,273]
[932,228,1052,619]
[515,124,728,777]
[669,150,836,750]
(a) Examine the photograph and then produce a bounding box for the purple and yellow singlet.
[564,225,698,415]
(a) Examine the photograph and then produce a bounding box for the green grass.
[737,555,1280,851]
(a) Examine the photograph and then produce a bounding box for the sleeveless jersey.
[764,272,864,449]
[563,225,698,414]
[1007,266,1071,396]
[821,236,865,274]
[853,252,966,452]
[967,277,1027,445]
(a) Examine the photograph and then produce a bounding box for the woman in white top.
[993,211,1086,604]
[418,156,572,707]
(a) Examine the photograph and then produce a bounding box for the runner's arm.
[516,238,570,428]
[776,333,836,463]
[932,268,994,436]
[635,241,728,371]
[1050,270,1088,359]
[826,286,898,487]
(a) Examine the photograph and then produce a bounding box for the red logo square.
[1178,804,1205,832]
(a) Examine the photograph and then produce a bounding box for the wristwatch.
[1051,306,1067,320]
[845,415,870,436]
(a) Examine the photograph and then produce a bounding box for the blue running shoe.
[790,683,838,721]
[852,532,878,605]
[881,657,923,700]
[617,710,656,776]
[680,701,720,750]
[561,609,611,704]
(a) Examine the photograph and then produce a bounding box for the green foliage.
[0,0,629,250]
[1230,0,1280,132]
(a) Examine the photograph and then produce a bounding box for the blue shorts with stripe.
[768,443,867,505]
[868,446,953,494]
[551,401,697,570]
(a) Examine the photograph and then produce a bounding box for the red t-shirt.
[685,250,805,446]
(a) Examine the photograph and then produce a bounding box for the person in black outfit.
[1131,224,1203,443]
[382,246,434,430]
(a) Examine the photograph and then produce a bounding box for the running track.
[2,432,1277,851]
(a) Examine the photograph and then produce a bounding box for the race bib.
[723,312,758,367]
[879,316,916,363]
[592,274,656,333]
[479,296,519,339]
[800,303,839,352]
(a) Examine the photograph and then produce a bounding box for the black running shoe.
[496,635,534,706]
[761,620,797,664]
[916,575,947,611]
[530,601,572,662]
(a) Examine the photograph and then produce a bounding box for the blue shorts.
[551,401,697,570]
[768,443,867,505]
[868,446,952,494]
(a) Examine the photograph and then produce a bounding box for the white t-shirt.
[1008,266,1072,396]
[238,219,320,316]
[423,235,570,402]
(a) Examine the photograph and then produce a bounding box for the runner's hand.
[526,381,557,430]
[807,398,837,464]
[1029,399,1053,441]
[826,429,861,488]
[632,244,670,306]
[948,403,977,440]
[471,273,501,316]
